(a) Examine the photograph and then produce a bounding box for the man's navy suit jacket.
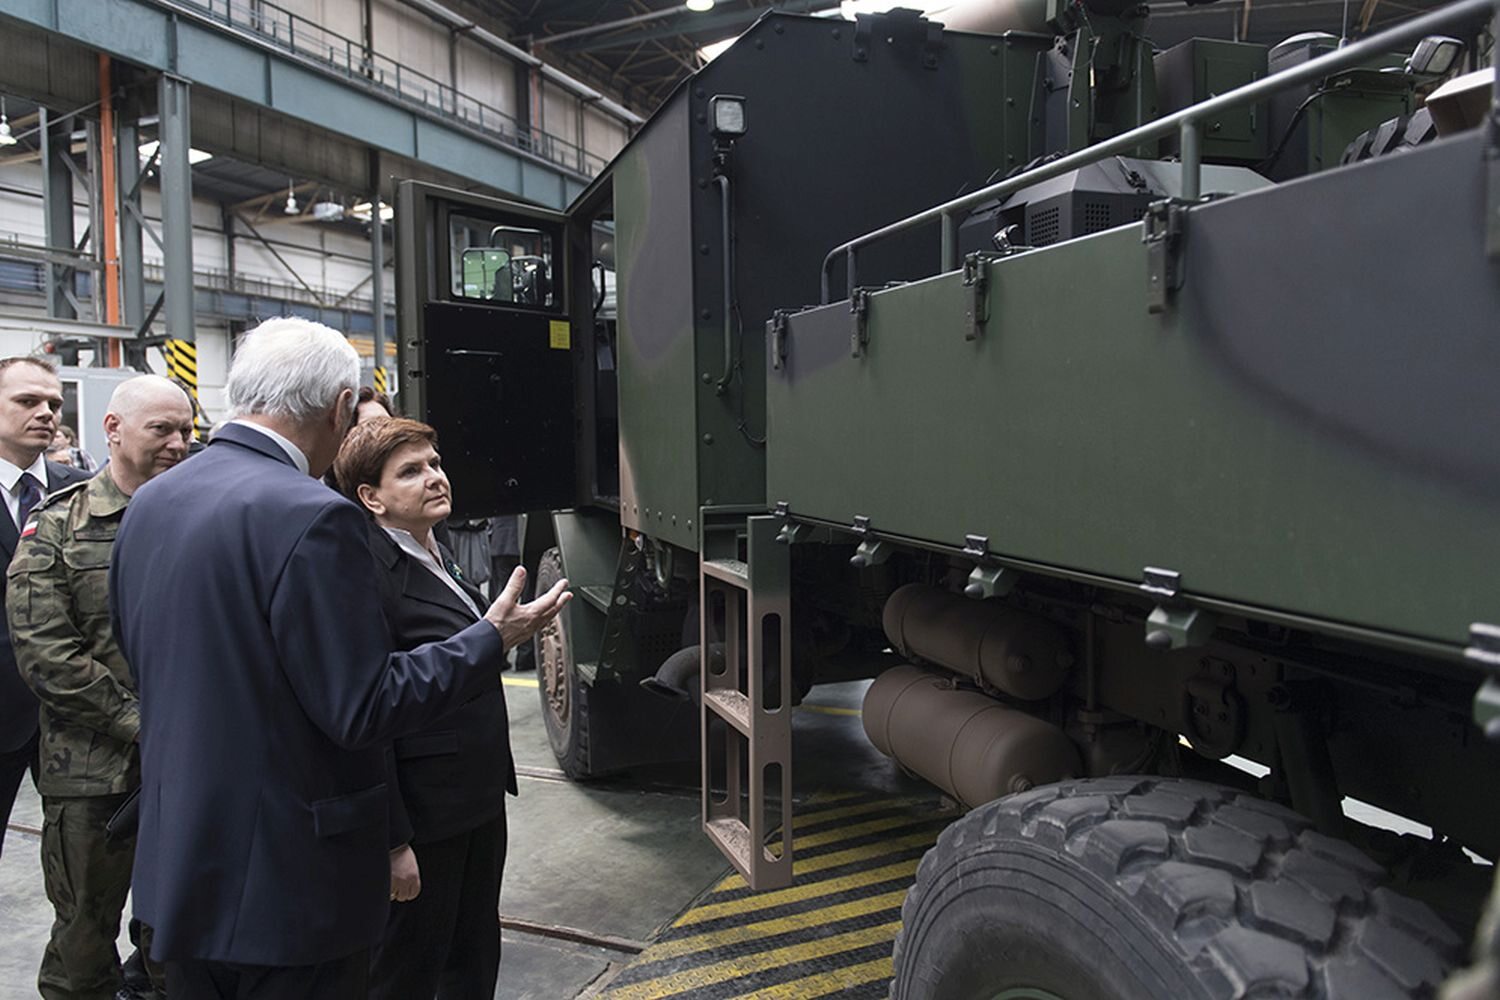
[108,423,504,966]
[0,459,91,752]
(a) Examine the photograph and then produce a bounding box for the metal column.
[158,73,203,431]
[158,73,195,344]
[371,190,387,394]
[39,107,77,320]
[117,98,146,336]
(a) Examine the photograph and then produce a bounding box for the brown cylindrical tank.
[862,664,1081,808]
[882,584,1073,701]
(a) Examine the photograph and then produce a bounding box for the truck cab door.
[394,181,582,518]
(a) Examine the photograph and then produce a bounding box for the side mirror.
[1406,36,1463,77]
[461,247,512,301]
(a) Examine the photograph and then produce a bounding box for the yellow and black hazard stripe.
[372,365,388,394]
[602,792,958,1000]
[165,338,210,437]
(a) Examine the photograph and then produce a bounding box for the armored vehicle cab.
[397,1,1500,994]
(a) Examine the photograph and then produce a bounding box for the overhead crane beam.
[0,0,590,209]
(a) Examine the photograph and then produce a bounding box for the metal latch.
[1140,567,1181,599]
[1468,624,1500,739]
[1141,567,1216,649]
[850,538,893,567]
[767,310,792,371]
[850,287,872,358]
[1468,623,1500,668]
[1142,199,1190,313]
[962,252,998,342]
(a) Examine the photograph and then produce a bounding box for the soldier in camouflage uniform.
[7,375,193,1000]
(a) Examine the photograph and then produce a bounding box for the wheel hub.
[538,618,569,727]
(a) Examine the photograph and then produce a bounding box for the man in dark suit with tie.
[108,318,570,999]
[0,356,90,856]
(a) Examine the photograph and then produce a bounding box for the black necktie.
[16,472,42,529]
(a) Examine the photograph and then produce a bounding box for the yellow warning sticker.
[549,320,571,350]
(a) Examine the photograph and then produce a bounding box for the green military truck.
[395,1,1500,994]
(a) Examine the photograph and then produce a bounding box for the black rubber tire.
[535,547,595,778]
[1340,108,1437,165]
[891,776,1463,1000]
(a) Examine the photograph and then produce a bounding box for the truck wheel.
[891,776,1461,1000]
[535,547,594,778]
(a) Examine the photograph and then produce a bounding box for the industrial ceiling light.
[136,140,213,165]
[0,98,16,148]
[350,201,394,223]
[686,0,715,11]
[311,199,345,222]
[284,181,299,216]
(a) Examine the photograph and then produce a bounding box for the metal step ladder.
[699,513,794,890]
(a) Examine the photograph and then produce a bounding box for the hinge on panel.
[767,309,792,371]
[923,20,942,69]
[850,287,872,358]
[852,16,871,61]
[1142,198,1190,313]
[963,252,1000,342]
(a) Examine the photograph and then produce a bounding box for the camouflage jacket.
[6,472,140,796]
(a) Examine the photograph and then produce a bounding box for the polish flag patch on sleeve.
[20,519,38,539]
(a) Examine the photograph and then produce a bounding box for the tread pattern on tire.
[892,777,1463,1000]
[537,546,592,778]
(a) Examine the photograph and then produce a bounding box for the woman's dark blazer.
[369,522,518,845]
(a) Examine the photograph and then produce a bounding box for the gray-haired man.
[109,318,569,998]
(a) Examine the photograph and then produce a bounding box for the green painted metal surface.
[614,93,703,551]
[767,139,1500,652]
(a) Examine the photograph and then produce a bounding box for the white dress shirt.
[0,452,52,529]
[383,526,482,619]
[227,420,310,476]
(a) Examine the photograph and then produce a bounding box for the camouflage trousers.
[39,794,163,1000]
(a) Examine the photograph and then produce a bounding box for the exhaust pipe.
[640,644,725,704]
[862,664,1080,808]
[640,645,701,703]
[883,584,1073,701]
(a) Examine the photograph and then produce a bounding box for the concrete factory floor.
[0,678,926,1000]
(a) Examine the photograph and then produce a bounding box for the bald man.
[8,375,193,1000]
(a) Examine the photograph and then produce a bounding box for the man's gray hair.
[226,318,360,422]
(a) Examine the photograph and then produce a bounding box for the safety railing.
[169,0,612,178]
[820,0,1499,303]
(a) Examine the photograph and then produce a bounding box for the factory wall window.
[449,213,556,310]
